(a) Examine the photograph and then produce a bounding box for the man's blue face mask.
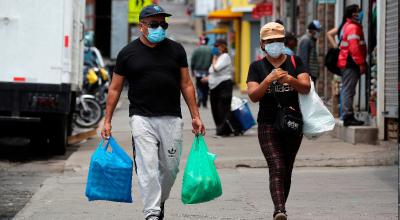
[147,26,166,43]
[358,10,364,23]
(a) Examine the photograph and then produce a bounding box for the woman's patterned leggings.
[257,124,303,214]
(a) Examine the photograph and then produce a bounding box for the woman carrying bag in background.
[246,22,311,220]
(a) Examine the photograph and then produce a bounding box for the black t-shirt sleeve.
[293,55,306,76]
[176,43,188,68]
[246,62,260,83]
[113,48,127,76]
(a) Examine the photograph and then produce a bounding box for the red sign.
[252,3,273,19]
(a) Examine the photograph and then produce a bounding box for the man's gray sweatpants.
[129,115,183,218]
[341,67,360,117]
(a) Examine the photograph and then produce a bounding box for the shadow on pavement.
[0,136,79,162]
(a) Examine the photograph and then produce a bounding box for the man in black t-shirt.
[101,5,205,220]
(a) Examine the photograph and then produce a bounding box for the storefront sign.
[128,0,153,24]
[231,0,255,12]
[251,3,273,19]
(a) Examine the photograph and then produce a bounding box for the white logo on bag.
[267,84,294,93]
[287,120,299,129]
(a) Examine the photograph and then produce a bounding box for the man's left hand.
[192,117,206,136]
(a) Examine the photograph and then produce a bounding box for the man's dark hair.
[284,32,296,45]
[339,4,360,34]
[204,37,209,45]
[344,4,360,19]
[275,19,284,25]
[214,39,228,53]
[214,39,227,46]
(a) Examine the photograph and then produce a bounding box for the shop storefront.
[376,0,398,140]
[335,0,398,141]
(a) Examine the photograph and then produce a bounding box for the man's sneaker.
[273,211,287,220]
[343,117,364,126]
[145,215,159,220]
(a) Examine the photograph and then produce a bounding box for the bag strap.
[290,55,296,70]
[337,22,349,47]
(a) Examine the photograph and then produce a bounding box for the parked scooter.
[83,65,109,107]
[82,31,109,107]
[73,93,103,128]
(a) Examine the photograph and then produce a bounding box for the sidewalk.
[63,88,396,173]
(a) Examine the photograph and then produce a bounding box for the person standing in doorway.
[337,4,366,126]
[247,22,311,220]
[297,20,321,86]
[190,36,213,108]
[101,5,205,220]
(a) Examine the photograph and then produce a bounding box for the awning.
[208,8,243,20]
[204,28,229,35]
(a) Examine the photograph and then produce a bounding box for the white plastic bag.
[298,81,335,139]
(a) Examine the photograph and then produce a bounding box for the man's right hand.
[101,122,112,139]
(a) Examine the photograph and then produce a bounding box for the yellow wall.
[239,20,250,92]
[233,20,241,84]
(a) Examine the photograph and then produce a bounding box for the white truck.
[0,0,86,154]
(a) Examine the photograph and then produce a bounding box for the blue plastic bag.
[85,137,133,203]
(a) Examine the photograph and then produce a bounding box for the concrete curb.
[64,148,396,173]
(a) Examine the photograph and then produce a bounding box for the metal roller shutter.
[384,0,398,118]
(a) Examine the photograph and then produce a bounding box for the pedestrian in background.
[297,20,321,86]
[247,22,311,220]
[284,32,297,55]
[101,5,205,220]
[190,36,212,108]
[337,4,366,126]
[203,39,233,136]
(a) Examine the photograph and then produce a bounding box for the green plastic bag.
[181,135,222,204]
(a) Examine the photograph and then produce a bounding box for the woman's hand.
[212,56,218,64]
[200,76,209,84]
[265,68,288,83]
[278,72,293,84]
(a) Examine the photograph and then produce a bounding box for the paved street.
[0,137,81,220]
[13,166,397,220]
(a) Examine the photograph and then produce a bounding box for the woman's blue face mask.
[211,47,220,56]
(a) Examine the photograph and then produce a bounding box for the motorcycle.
[83,65,109,107]
[73,93,103,128]
[83,32,109,107]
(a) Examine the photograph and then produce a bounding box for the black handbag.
[273,104,303,135]
[324,35,343,76]
[324,48,342,76]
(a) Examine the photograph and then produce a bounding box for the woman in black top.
[247,22,311,220]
